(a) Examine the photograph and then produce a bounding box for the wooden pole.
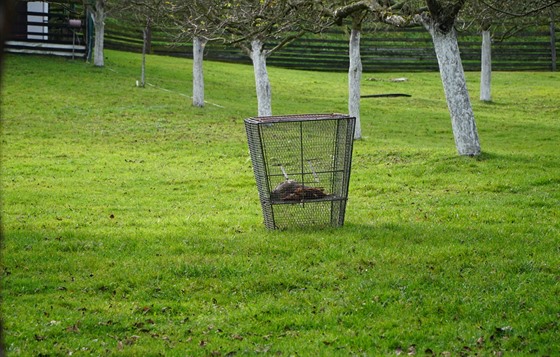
[551,9,557,72]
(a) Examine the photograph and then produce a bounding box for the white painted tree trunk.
[348,29,362,140]
[192,36,207,107]
[250,39,272,117]
[92,0,105,67]
[480,30,492,102]
[429,26,481,156]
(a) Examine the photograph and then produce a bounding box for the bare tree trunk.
[250,39,272,117]
[140,31,146,87]
[92,0,105,67]
[480,30,492,102]
[145,23,152,54]
[192,36,207,107]
[348,28,362,140]
[140,18,151,88]
[428,25,481,156]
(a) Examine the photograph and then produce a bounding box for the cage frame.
[245,113,356,229]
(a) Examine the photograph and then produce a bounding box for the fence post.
[551,10,557,72]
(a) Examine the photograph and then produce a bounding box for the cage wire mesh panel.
[245,114,356,229]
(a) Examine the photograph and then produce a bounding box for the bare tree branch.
[478,0,559,18]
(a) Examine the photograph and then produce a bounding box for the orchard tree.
[460,0,495,101]
[414,0,482,156]
[346,10,366,139]
[202,0,330,116]
[85,0,108,67]
[321,1,371,140]
[113,0,168,87]
[87,0,161,68]
[476,0,560,74]
[166,0,227,107]
[320,0,413,139]
[320,0,481,155]
[463,0,560,101]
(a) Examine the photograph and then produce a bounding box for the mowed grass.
[1,50,559,356]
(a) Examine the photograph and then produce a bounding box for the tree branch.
[333,1,369,24]
[267,30,306,55]
[478,0,560,17]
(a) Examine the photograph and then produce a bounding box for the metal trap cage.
[245,114,356,229]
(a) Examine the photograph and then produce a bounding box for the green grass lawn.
[1,50,559,356]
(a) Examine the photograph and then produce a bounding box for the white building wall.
[27,1,49,40]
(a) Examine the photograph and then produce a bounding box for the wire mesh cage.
[245,114,356,229]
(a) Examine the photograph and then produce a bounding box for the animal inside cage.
[244,114,356,229]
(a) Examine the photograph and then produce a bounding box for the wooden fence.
[7,2,557,72]
[105,19,558,72]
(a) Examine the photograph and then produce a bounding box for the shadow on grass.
[3,218,559,355]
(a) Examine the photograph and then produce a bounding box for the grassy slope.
[1,50,559,356]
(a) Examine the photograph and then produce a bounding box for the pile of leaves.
[271,179,327,201]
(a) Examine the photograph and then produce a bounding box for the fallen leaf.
[125,335,140,345]
[395,346,403,355]
[255,345,271,353]
[66,324,80,333]
[408,345,416,355]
